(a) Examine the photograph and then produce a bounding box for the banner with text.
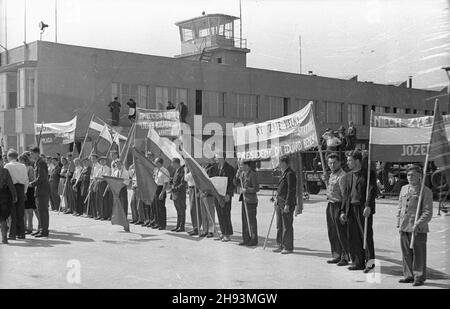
[232,102,319,164]
[135,108,180,152]
[370,112,450,162]
[34,116,77,145]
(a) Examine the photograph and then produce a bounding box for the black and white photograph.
[0,0,449,295]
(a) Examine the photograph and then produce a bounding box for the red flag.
[132,147,158,205]
[179,148,225,207]
[91,124,113,157]
[429,101,450,182]
[103,175,130,232]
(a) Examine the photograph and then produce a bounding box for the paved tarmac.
[0,190,449,289]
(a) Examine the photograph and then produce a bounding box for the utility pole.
[239,0,242,48]
[299,35,302,74]
[55,0,58,43]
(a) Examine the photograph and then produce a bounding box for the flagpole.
[37,121,44,146]
[78,114,95,159]
[264,169,277,249]
[194,188,202,237]
[363,129,372,250]
[310,101,328,190]
[239,173,253,239]
[410,99,438,249]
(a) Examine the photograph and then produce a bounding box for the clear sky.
[1,0,449,90]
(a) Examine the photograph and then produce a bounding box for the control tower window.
[182,28,194,42]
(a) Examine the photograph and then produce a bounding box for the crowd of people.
[0,144,433,287]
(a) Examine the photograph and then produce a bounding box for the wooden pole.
[194,188,202,237]
[239,173,253,239]
[78,114,95,160]
[37,121,44,147]
[363,144,371,250]
[410,99,438,249]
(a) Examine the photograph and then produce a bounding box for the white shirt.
[73,166,82,180]
[95,165,111,178]
[91,162,101,180]
[185,172,195,187]
[4,160,29,194]
[113,167,130,186]
[153,167,170,186]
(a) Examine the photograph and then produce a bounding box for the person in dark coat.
[273,155,297,254]
[0,156,17,244]
[49,157,61,211]
[108,97,121,126]
[29,146,51,238]
[177,101,188,123]
[340,150,377,273]
[170,158,187,232]
[215,153,235,242]
[234,161,259,246]
[127,98,137,123]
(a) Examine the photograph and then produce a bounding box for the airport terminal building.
[0,13,444,155]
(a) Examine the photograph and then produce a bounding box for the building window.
[217,58,222,64]
[111,83,120,100]
[121,84,138,106]
[175,88,188,106]
[385,106,391,113]
[289,98,310,114]
[195,90,202,115]
[374,106,384,113]
[393,107,397,113]
[7,135,18,151]
[283,98,289,116]
[413,109,417,114]
[156,86,169,110]
[348,103,364,125]
[397,108,405,114]
[233,93,257,119]
[203,91,224,117]
[18,68,36,108]
[137,85,148,107]
[405,108,411,114]
[6,72,17,109]
[268,96,283,119]
[0,74,6,110]
[325,101,343,123]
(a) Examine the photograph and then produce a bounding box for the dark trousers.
[242,202,258,245]
[130,189,139,222]
[88,189,97,218]
[149,198,158,226]
[9,184,25,238]
[75,188,83,215]
[142,202,150,224]
[400,232,427,282]
[347,203,375,267]
[326,202,350,261]
[276,206,294,251]
[119,187,128,220]
[49,181,60,211]
[189,188,201,231]
[173,195,186,229]
[216,199,233,236]
[154,186,166,228]
[36,194,50,234]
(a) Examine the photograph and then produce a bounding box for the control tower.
[174,13,250,67]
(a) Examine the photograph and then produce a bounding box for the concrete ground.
[0,190,449,289]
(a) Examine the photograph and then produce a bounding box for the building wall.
[0,40,442,155]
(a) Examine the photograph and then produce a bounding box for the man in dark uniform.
[29,146,51,238]
[177,101,188,123]
[108,97,121,126]
[273,155,297,254]
[215,153,235,242]
[340,150,377,272]
[170,158,186,232]
[0,156,17,244]
[49,157,61,211]
[127,98,137,123]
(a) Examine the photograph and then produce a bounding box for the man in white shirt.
[112,160,130,218]
[96,156,111,220]
[185,167,202,236]
[151,157,170,230]
[5,149,29,240]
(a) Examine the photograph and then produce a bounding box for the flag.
[34,116,77,146]
[179,147,225,207]
[429,101,450,182]
[119,123,135,167]
[108,131,121,155]
[91,124,113,156]
[132,147,158,205]
[147,127,185,166]
[102,175,130,232]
